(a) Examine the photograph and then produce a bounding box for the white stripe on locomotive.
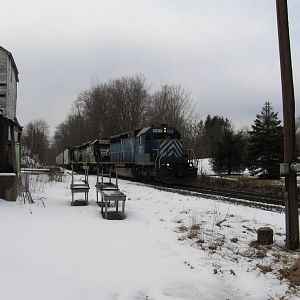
[160,140,183,157]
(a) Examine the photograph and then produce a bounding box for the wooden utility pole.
[276,0,299,250]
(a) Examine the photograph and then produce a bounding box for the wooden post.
[257,227,273,245]
[105,196,108,219]
[276,0,299,250]
[71,164,74,185]
[122,200,125,218]
[96,166,99,185]
[96,166,99,203]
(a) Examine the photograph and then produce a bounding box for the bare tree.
[147,84,198,143]
[106,74,149,133]
[52,74,149,157]
[22,119,50,165]
[52,76,203,159]
[76,74,149,137]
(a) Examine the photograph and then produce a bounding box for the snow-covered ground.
[195,158,251,176]
[0,172,299,300]
[195,158,214,176]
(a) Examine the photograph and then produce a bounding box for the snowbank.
[0,173,299,300]
[195,158,214,176]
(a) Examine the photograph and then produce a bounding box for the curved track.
[173,184,285,206]
[137,181,291,212]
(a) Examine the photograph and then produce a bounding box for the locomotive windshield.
[152,128,180,140]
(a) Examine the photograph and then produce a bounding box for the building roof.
[0,114,22,132]
[0,46,19,82]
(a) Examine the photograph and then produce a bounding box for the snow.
[22,168,50,173]
[0,172,299,300]
[195,158,214,175]
[195,159,251,176]
[0,173,16,176]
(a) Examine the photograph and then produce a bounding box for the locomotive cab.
[135,124,197,182]
[136,125,181,161]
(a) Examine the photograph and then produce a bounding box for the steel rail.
[136,181,294,212]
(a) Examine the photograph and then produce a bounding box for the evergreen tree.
[210,129,245,175]
[246,101,283,179]
[202,115,231,157]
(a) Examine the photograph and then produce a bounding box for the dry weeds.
[279,257,300,287]
[257,263,273,274]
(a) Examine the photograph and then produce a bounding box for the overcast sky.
[1,0,299,135]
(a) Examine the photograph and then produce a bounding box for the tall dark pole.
[276,0,299,250]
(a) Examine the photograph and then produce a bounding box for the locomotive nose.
[159,139,183,162]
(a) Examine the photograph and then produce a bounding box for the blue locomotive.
[110,124,196,181]
[56,124,197,182]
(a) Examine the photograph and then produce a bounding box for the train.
[56,124,197,183]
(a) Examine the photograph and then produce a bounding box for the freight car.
[56,124,197,183]
[55,148,73,165]
[81,139,110,163]
[56,140,111,171]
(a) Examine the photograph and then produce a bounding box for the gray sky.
[1,0,299,135]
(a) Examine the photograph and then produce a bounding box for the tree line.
[21,74,294,179]
[51,74,198,154]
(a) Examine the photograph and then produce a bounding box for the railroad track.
[123,176,300,211]
[138,181,291,212]
[172,184,285,206]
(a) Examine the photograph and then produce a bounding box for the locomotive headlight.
[167,163,170,167]
[163,127,167,133]
[189,163,193,167]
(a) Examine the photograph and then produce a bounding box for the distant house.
[0,46,22,201]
